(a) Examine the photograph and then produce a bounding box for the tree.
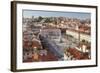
[45,18,51,23]
[38,16,43,22]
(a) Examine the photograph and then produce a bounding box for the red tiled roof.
[67,48,89,60]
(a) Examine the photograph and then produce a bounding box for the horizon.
[23,10,91,20]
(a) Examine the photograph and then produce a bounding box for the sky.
[23,10,91,20]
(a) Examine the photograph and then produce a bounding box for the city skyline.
[23,10,91,20]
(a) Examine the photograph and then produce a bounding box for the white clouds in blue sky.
[23,10,91,20]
